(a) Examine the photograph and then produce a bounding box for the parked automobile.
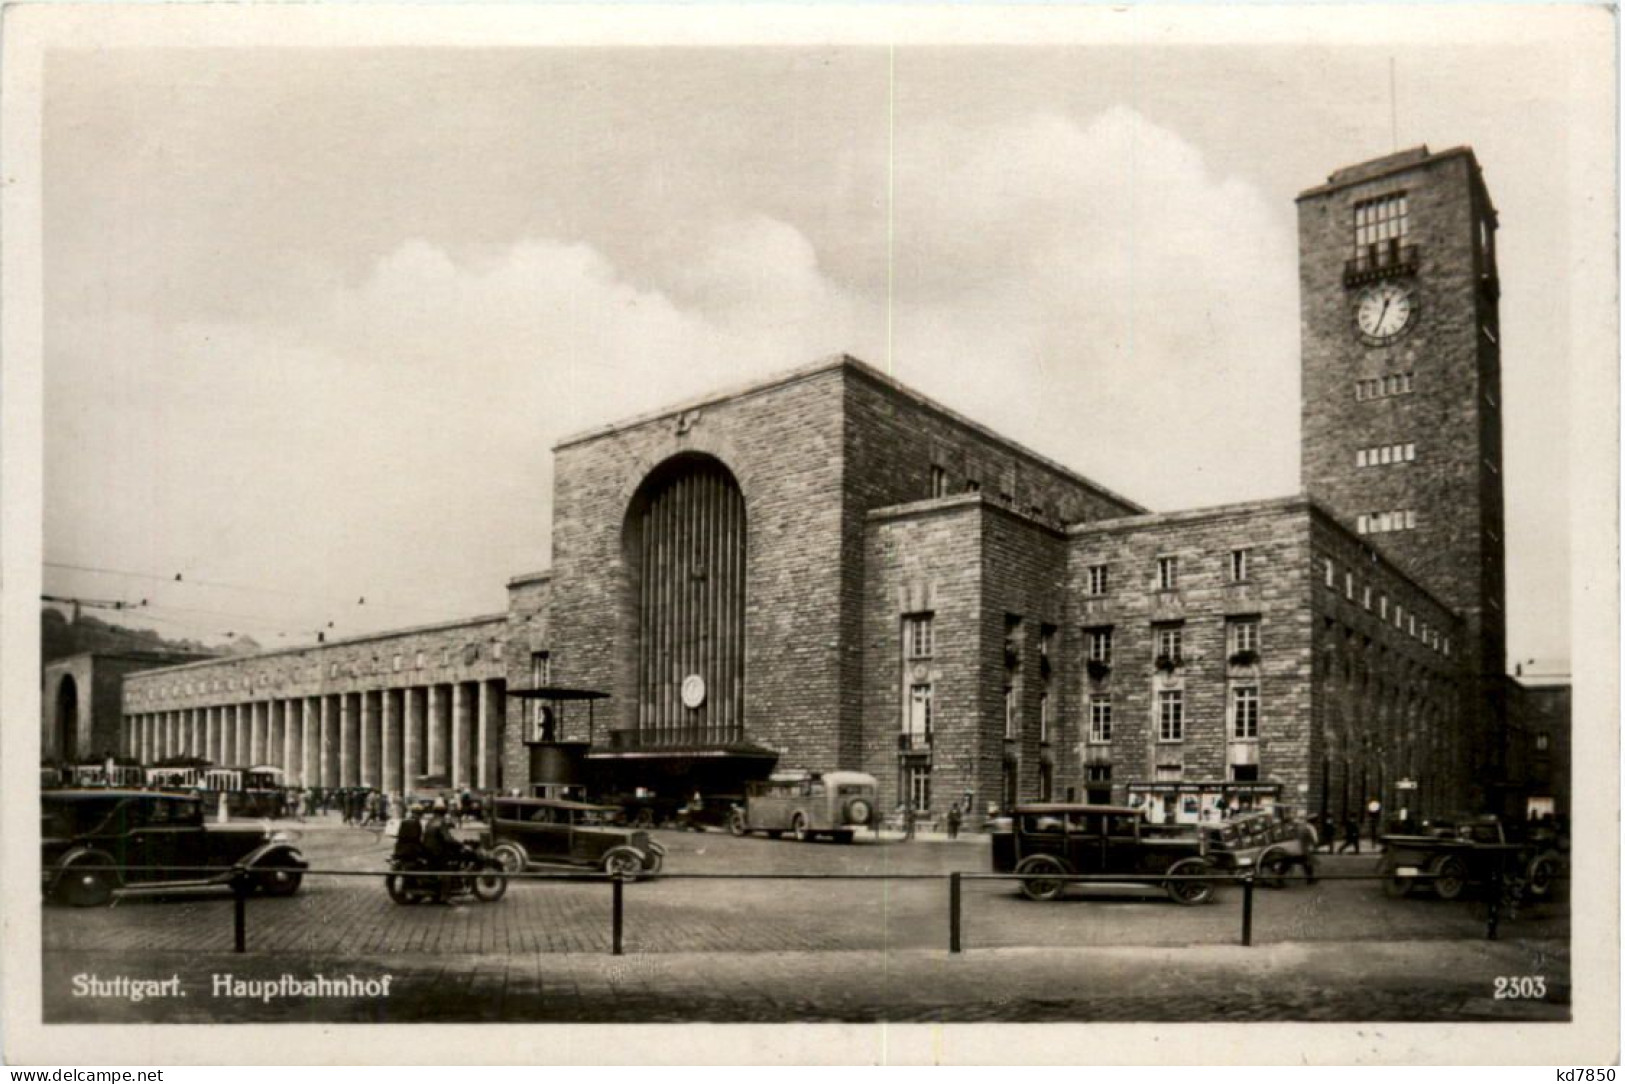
[676,794,743,833]
[1379,814,1563,900]
[482,797,664,877]
[1203,810,1317,886]
[41,789,307,907]
[729,771,877,842]
[991,803,1216,904]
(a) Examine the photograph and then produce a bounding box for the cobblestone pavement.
[43,822,1571,958]
[43,940,1571,1024]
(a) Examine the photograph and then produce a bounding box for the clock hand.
[1377,296,1391,328]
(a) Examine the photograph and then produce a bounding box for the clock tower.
[1297,145,1508,803]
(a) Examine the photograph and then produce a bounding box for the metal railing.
[48,860,1563,957]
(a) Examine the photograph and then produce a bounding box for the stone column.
[427,685,446,777]
[403,687,424,792]
[319,695,337,788]
[192,709,204,757]
[476,680,499,790]
[248,701,264,766]
[234,704,250,766]
[382,689,401,796]
[451,682,472,788]
[361,690,381,788]
[282,700,300,783]
[337,693,355,787]
[302,698,318,787]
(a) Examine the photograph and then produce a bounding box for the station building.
[109,145,1559,825]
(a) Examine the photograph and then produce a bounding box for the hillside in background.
[41,607,254,663]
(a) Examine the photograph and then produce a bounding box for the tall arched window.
[625,455,746,745]
[56,676,80,762]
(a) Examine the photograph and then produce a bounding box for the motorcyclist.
[422,798,467,904]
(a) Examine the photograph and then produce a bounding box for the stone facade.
[102,146,1551,823]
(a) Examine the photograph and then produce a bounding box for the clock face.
[1355,283,1416,344]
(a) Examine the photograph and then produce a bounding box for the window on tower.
[1353,192,1410,269]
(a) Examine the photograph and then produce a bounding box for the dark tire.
[835,831,854,845]
[791,813,810,842]
[385,873,419,905]
[602,847,644,878]
[1380,854,1414,898]
[473,867,508,902]
[1433,856,1468,901]
[642,851,664,875]
[255,865,303,897]
[1525,854,1559,899]
[1016,854,1067,901]
[491,842,528,874]
[60,860,116,907]
[1165,858,1214,906]
[766,830,784,840]
[1257,848,1291,889]
[727,810,747,837]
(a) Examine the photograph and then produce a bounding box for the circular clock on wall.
[681,673,707,710]
[1355,282,1417,345]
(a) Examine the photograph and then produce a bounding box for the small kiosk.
[1126,780,1283,825]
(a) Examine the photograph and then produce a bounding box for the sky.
[38,18,1611,668]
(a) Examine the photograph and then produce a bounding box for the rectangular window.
[1157,555,1179,591]
[1402,373,1414,393]
[1406,443,1417,462]
[1232,686,1259,740]
[1380,445,1392,465]
[1535,732,1551,752]
[393,654,403,672]
[1357,515,1369,534]
[1345,571,1355,599]
[906,683,933,741]
[1004,684,1016,740]
[1154,623,1183,661]
[1354,192,1409,254]
[1085,627,1114,665]
[1039,693,1050,743]
[1408,615,1417,637]
[904,614,934,659]
[930,465,948,499]
[1228,617,1260,656]
[905,763,931,811]
[1380,595,1389,619]
[531,651,552,726]
[1230,548,1250,582]
[1405,510,1417,529]
[1086,564,1109,595]
[1087,765,1112,783]
[1158,691,1184,742]
[1395,605,1404,629]
[1089,696,1113,743]
[1356,449,1367,467]
[1230,764,1260,783]
[1362,585,1373,610]
[1324,558,1336,588]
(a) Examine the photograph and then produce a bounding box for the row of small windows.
[1082,685,1258,745]
[1085,548,1253,597]
[1357,510,1417,535]
[1354,373,1414,401]
[1356,443,1416,468]
[1322,557,1451,656]
[1085,618,1259,666]
[129,641,505,703]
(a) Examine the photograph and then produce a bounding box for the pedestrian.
[1338,814,1361,854]
[946,801,962,840]
[1295,816,1320,884]
[902,802,916,841]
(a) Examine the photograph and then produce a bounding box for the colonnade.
[121,679,506,792]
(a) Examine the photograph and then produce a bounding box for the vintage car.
[729,771,876,842]
[991,803,1217,904]
[1203,810,1317,886]
[675,794,744,833]
[482,797,665,877]
[1379,814,1563,900]
[41,789,307,907]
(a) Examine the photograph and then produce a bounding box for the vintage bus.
[728,771,877,843]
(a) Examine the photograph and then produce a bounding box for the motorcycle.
[385,846,508,905]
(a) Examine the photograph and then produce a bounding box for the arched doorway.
[624,454,746,746]
[55,676,80,763]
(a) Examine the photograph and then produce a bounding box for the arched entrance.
[55,676,80,762]
[623,453,747,746]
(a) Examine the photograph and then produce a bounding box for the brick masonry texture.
[95,146,1547,819]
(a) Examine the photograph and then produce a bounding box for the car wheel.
[602,847,644,879]
[727,810,747,837]
[1433,856,1468,901]
[61,861,116,907]
[1015,855,1068,901]
[1525,854,1558,899]
[1165,858,1214,906]
[1379,854,1414,898]
[791,813,810,842]
[642,851,663,875]
[256,865,303,897]
[1256,848,1290,889]
[491,842,528,874]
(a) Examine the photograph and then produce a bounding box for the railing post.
[1240,873,1255,947]
[611,875,624,956]
[949,872,962,954]
[231,869,250,954]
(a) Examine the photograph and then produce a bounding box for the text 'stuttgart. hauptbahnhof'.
[52,146,1569,830]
